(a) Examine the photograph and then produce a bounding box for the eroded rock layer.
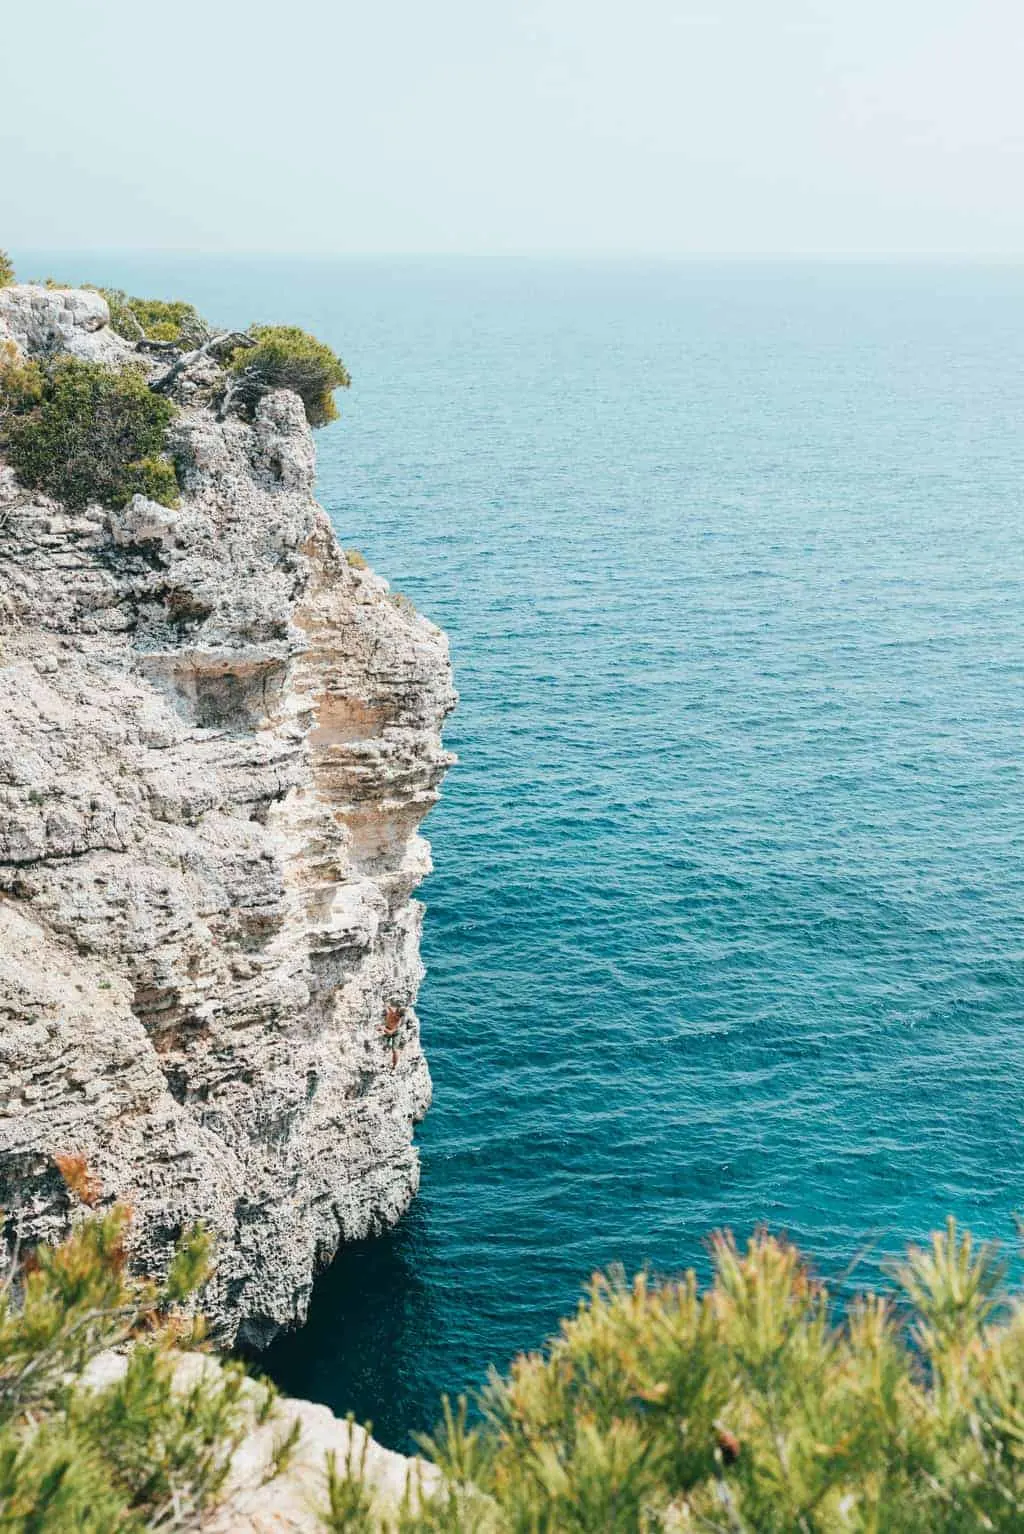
[0,287,456,1345]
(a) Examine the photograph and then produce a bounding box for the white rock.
[108,493,182,550]
[0,284,135,364]
[84,1350,440,1532]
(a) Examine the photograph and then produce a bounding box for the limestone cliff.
[0,286,456,1346]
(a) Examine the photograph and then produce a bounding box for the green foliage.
[345,548,369,570]
[228,324,350,428]
[267,1414,303,1483]
[0,355,177,511]
[0,1198,251,1532]
[323,1423,377,1532]
[9,1204,1024,1532]
[164,1223,215,1305]
[0,343,44,426]
[0,252,14,288]
[403,1399,497,1534]
[129,454,180,508]
[97,289,210,348]
[350,1223,1024,1533]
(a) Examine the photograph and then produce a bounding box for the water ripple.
[228,258,1024,1448]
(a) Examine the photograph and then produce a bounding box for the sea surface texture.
[22,256,1024,1445]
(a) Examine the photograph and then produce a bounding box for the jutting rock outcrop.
[0,286,456,1346]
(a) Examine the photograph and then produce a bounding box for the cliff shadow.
[252,1203,441,1450]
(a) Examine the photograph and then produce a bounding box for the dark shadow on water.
[254,1203,438,1451]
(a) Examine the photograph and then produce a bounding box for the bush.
[0,1189,249,1531]
[97,289,210,348]
[10,1210,1024,1530]
[395,1222,1024,1533]
[0,356,178,510]
[0,251,14,288]
[228,325,350,427]
[0,343,43,425]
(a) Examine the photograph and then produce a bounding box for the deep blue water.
[18,254,1024,1447]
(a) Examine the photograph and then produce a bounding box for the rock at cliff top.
[0,287,457,1346]
[85,1349,441,1531]
[0,284,134,364]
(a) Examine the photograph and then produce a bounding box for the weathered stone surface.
[86,1350,439,1532]
[0,284,133,364]
[0,287,456,1345]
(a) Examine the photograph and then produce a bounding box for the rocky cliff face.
[0,287,456,1346]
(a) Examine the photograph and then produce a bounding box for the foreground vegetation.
[5,1201,1024,1532]
[0,1164,254,1531]
[394,1223,1024,1533]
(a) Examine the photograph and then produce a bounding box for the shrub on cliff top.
[0,1176,253,1532]
[0,251,15,288]
[0,355,178,510]
[388,1221,1024,1533]
[8,1210,1024,1530]
[97,288,210,348]
[227,325,350,427]
[0,343,44,425]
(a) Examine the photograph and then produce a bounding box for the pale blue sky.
[3,0,1023,255]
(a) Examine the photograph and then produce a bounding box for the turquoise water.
[21,254,1024,1446]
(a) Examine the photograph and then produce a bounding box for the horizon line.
[10,247,1024,266]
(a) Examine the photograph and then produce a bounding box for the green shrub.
[390,1222,1024,1533]
[0,356,177,510]
[11,1207,1024,1531]
[0,251,14,288]
[126,454,180,506]
[322,1426,376,1531]
[0,1183,248,1532]
[345,548,368,569]
[228,325,350,427]
[0,343,44,424]
[97,289,210,348]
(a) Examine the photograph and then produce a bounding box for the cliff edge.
[0,286,456,1346]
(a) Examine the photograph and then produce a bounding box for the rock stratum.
[0,286,456,1346]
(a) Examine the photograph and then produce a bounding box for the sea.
[18,253,1024,1447]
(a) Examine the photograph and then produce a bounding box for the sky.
[2,0,1023,256]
